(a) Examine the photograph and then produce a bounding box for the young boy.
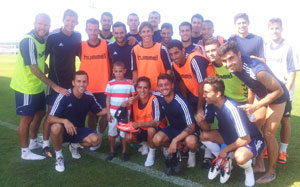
[105,62,136,161]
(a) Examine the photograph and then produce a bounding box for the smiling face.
[201,22,214,40]
[136,81,150,100]
[221,50,242,72]
[179,25,192,42]
[63,15,78,34]
[34,15,50,39]
[148,13,160,29]
[168,46,185,66]
[191,17,202,33]
[268,22,282,43]
[205,43,218,62]
[101,15,113,32]
[113,26,126,44]
[203,83,219,104]
[140,26,154,43]
[157,78,174,97]
[72,74,88,94]
[161,27,173,45]
[86,23,99,42]
[235,17,249,36]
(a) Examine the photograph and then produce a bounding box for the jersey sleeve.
[104,83,112,96]
[257,37,265,59]
[49,94,66,117]
[173,68,182,82]
[191,56,209,83]
[19,38,37,66]
[45,35,53,59]
[131,48,137,71]
[287,46,298,72]
[160,45,172,70]
[152,96,163,121]
[90,94,102,114]
[176,95,195,126]
[75,33,82,57]
[228,103,249,138]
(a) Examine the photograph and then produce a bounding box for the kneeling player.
[153,74,199,172]
[124,77,166,167]
[46,71,106,172]
[198,77,264,186]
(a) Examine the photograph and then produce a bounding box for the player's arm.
[286,72,296,91]
[47,115,77,136]
[239,71,284,114]
[196,104,213,131]
[106,94,112,122]
[132,121,161,129]
[161,45,172,74]
[219,135,251,158]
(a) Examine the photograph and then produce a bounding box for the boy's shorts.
[15,91,46,116]
[108,116,125,138]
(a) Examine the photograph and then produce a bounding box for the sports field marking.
[0,120,204,187]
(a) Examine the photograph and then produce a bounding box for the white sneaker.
[208,157,222,180]
[187,151,196,168]
[220,158,232,183]
[144,153,155,167]
[21,150,45,160]
[162,147,169,158]
[29,141,43,150]
[55,156,65,172]
[244,166,255,187]
[89,143,101,151]
[69,143,81,159]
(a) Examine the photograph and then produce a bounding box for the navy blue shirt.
[158,93,195,131]
[229,34,264,58]
[191,35,203,44]
[108,40,135,79]
[46,28,81,89]
[234,56,289,104]
[185,43,205,58]
[126,33,142,43]
[49,89,102,128]
[205,98,262,145]
[153,30,162,43]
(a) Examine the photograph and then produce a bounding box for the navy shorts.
[15,91,46,116]
[161,126,199,141]
[93,92,106,108]
[283,100,292,117]
[244,136,264,158]
[135,129,148,142]
[63,127,96,143]
[46,87,59,106]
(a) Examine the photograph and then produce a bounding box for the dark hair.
[86,18,99,29]
[139,21,153,32]
[113,61,125,68]
[74,70,89,80]
[191,13,204,22]
[234,13,249,24]
[137,76,151,89]
[148,11,160,20]
[179,21,192,31]
[101,12,113,20]
[203,20,214,28]
[63,9,78,22]
[217,40,239,57]
[204,76,225,96]
[167,39,184,50]
[157,73,173,83]
[161,22,173,32]
[112,21,127,33]
[268,17,282,28]
[205,37,221,47]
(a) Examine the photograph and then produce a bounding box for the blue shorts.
[244,136,264,158]
[161,126,199,141]
[15,91,46,116]
[63,127,96,143]
[134,127,161,142]
[46,87,59,106]
[283,100,292,117]
[93,92,106,108]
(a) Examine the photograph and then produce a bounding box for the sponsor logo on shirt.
[58,43,64,47]
[113,51,118,55]
[83,54,106,60]
[180,74,193,79]
[216,73,233,79]
[67,103,72,108]
[137,55,158,61]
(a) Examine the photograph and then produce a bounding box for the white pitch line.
[0,120,204,187]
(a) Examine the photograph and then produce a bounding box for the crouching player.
[46,71,106,172]
[198,77,264,186]
[124,77,166,167]
[153,74,199,172]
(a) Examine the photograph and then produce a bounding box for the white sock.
[280,142,288,153]
[204,148,213,158]
[145,148,156,167]
[30,138,37,144]
[238,160,254,187]
[56,149,63,159]
[202,141,220,157]
[43,140,50,149]
[187,151,196,168]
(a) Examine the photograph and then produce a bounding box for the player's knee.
[147,127,156,137]
[91,134,100,146]
[153,134,163,147]
[200,132,209,141]
[263,130,275,140]
[51,123,63,135]
[234,150,248,165]
[124,133,133,144]
[185,136,198,149]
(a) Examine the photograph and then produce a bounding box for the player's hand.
[128,95,137,105]
[64,119,77,136]
[219,148,228,159]
[127,36,137,46]
[132,122,139,129]
[107,113,113,123]
[168,140,177,154]
[53,84,70,96]
[195,110,205,124]
[238,104,256,114]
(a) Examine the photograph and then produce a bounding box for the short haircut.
[191,13,204,22]
[157,73,173,83]
[217,40,240,57]
[127,13,139,21]
[35,13,50,24]
[101,12,113,20]
[86,18,99,29]
[167,39,184,50]
[112,21,127,33]
[179,21,192,31]
[161,22,173,32]
[137,76,151,89]
[139,21,153,32]
[205,37,221,47]
[148,11,160,20]
[204,76,225,96]
[113,61,125,68]
[203,20,214,28]
[268,17,282,28]
[63,9,78,22]
[74,70,89,80]
[234,13,249,24]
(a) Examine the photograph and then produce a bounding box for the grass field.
[0,54,300,187]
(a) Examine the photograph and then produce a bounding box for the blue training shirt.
[205,98,262,145]
[49,89,102,128]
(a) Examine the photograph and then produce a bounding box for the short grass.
[1,54,300,187]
